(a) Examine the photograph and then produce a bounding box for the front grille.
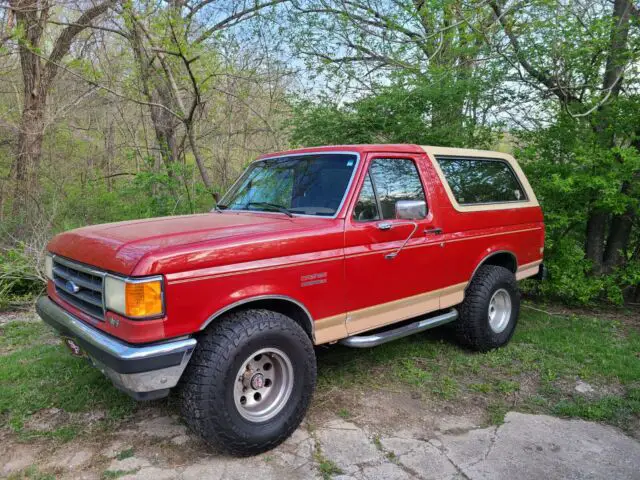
[52,257,105,320]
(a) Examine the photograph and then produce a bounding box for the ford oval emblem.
[65,280,81,293]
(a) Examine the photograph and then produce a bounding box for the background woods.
[0,0,639,306]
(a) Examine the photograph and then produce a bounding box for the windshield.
[219,153,358,217]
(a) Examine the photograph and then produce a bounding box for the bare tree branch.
[43,0,117,89]
[489,0,581,105]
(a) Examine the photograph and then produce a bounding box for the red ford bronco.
[37,144,545,455]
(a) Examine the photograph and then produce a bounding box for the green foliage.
[290,76,496,148]
[1,160,216,308]
[0,246,44,310]
[518,110,640,305]
[48,160,213,232]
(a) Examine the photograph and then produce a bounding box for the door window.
[353,158,427,221]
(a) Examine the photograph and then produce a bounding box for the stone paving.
[3,410,639,479]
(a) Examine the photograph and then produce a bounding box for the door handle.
[377,222,393,231]
[424,227,443,235]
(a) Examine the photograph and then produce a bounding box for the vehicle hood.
[48,213,329,276]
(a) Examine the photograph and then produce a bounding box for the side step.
[339,309,458,348]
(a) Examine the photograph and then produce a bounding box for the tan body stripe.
[445,227,541,244]
[168,227,541,285]
[167,255,343,285]
[314,282,467,345]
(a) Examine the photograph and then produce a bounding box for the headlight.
[105,276,164,318]
[44,254,54,281]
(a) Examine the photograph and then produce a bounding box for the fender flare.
[199,294,315,338]
[466,250,518,288]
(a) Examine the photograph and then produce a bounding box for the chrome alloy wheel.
[488,288,512,334]
[233,348,294,422]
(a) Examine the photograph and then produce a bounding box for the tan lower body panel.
[440,282,467,309]
[313,282,467,345]
[516,260,542,281]
[313,314,348,345]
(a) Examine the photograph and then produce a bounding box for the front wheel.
[179,309,316,456]
[455,265,520,352]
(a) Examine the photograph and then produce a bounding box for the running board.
[339,309,458,348]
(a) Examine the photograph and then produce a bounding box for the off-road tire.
[179,309,316,456]
[455,265,520,352]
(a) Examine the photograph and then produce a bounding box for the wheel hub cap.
[250,372,265,390]
[488,288,512,334]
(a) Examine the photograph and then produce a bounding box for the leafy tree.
[289,0,504,139]
[5,0,115,220]
[291,76,496,147]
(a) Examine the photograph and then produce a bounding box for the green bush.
[0,246,45,310]
[0,160,217,310]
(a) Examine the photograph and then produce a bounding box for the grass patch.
[101,469,139,479]
[486,402,509,425]
[337,408,351,419]
[116,447,135,461]
[0,321,50,351]
[316,307,640,431]
[19,424,81,442]
[0,320,136,436]
[552,388,640,423]
[313,439,343,479]
[315,454,343,480]
[7,465,55,480]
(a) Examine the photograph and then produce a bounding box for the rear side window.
[436,156,526,205]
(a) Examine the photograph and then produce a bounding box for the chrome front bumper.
[36,296,196,400]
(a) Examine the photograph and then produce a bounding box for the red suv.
[37,144,545,455]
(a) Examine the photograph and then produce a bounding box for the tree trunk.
[13,93,46,217]
[585,210,608,274]
[586,0,632,273]
[604,163,639,271]
[9,0,114,224]
[129,23,180,168]
[148,93,180,168]
[603,205,633,271]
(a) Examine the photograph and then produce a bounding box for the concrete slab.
[3,409,639,479]
[380,436,458,478]
[315,419,383,472]
[450,412,640,480]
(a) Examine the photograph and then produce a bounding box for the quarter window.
[436,156,526,205]
[353,158,427,221]
[353,172,380,221]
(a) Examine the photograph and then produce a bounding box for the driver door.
[344,154,446,334]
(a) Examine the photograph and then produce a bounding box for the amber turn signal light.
[125,280,163,318]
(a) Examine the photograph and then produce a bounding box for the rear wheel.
[179,309,316,456]
[455,265,520,351]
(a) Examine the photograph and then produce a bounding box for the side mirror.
[395,200,426,220]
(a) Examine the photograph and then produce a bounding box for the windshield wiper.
[245,202,294,217]
[214,203,229,213]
